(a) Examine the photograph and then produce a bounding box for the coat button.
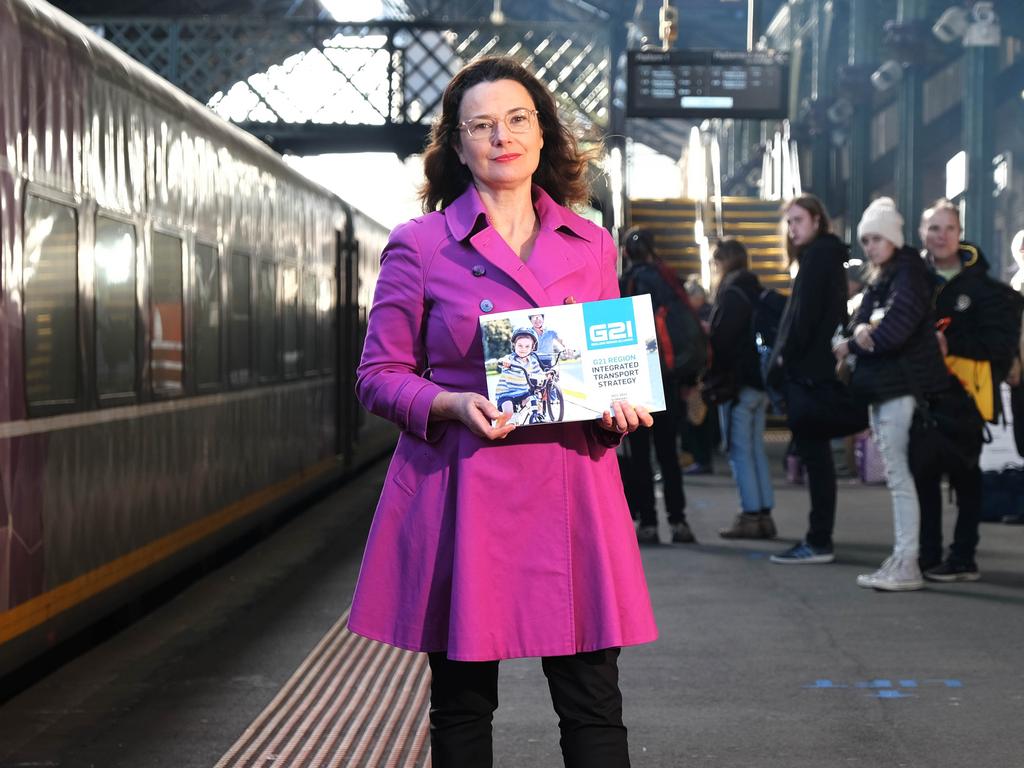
[472,265,486,277]
[480,299,494,312]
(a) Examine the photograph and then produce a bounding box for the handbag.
[700,370,738,406]
[904,367,986,477]
[784,376,869,439]
[980,466,1024,522]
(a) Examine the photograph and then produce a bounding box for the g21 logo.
[589,321,634,344]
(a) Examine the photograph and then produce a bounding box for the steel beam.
[964,43,997,275]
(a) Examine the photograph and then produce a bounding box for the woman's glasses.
[458,108,539,140]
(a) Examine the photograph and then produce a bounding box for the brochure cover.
[479,295,667,426]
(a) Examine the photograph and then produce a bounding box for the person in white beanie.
[833,197,949,591]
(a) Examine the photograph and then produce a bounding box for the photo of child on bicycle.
[480,297,666,428]
[494,327,554,425]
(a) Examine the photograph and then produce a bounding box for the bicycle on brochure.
[504,351,565,426]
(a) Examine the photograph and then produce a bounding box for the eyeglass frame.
[456,108,540,141]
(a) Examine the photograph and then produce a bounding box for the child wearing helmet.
[495,327,548,416]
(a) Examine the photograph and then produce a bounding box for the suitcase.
[855,430,887,485]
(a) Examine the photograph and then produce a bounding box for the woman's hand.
[597,401,653,434]
[832,339,850,361]
[430,391,516,440]
[853,323,875,352]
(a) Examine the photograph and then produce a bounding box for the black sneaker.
[1002,512,1024,525]
[769,541,835,564]
[670,521,696,543]
[923,559,980,582]
[636,525,660,545]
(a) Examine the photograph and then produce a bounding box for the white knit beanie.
[857,197,905,249]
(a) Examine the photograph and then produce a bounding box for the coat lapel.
[444,185,591,309]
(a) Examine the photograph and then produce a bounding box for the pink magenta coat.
[348,184,658,661]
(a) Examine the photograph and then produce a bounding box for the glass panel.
[194,242,220,387]
[24,196,78,406]
[151,232,184,396]
[282,266,298,379]
[95,216,136,397]
[302,269,317,375]
[256,260,276,381]
[229,253,251,386]
[318,275,335,372]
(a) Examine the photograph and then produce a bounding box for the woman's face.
[785,205,820,248]
[861,233,896,266]
[453,79,543,196]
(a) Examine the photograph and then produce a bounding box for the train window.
[229,252,251,386]
[318,275,335,373]
[95,216,137,398]
[302,269,318,375]
[281,266,299,379]
[255,260,277,382]
[24,195,78,408]
[194,242,221,388]
[151,232,185,396]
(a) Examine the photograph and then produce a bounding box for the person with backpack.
[768,195,850,564]
[915,199,1022,580]
[619,227,700,544]
[706,239,777,539]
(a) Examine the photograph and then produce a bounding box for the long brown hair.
[781,194,832,264]
[419,56,593,212]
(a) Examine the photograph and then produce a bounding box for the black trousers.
[622,408,686,527]
[916,458,982,566]
[794,435,837,548]
[427,648,629,768]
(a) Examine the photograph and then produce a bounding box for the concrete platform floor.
[2,440,1023,767]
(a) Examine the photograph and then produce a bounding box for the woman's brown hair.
[781,194,832,264]
[712,238,749,274]
[419,56,594,212]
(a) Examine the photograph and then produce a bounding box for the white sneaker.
[857,556,923,591]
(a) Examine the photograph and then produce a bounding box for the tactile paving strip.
[215,610,431,768]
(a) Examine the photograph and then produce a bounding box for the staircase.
[629,197,791,292]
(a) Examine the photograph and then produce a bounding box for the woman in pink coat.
[349,56,658,768]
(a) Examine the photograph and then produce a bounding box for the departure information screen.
[626,50,789,119]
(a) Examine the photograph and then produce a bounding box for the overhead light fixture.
[932,6,969,44]
[870,60,903,92]
[489,0,505,25]
[963,2,1000,47]
[932,3,1000,47]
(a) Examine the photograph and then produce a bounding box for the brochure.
[479,295,667,427]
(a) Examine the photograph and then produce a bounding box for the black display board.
[627,49,789,119]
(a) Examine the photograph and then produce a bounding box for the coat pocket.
[389,429,450,496]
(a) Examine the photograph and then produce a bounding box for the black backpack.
[625,261,708,384]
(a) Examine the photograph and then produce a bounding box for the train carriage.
[0,0,393,678]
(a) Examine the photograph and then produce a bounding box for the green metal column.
[964,44,997,275]
[810,0,833,202]
[895,0,927,245]
[846,0,877,250]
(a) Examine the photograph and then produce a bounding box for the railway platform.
[2,439,1023,768]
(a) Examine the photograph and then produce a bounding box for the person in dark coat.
[769,194,849,564]
[834,198,949,591]
[619,227,695,544]
[707,239,776,539]
[916,199,1022,577]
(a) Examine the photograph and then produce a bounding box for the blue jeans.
[720,387,774,513]
[869,395,919,559]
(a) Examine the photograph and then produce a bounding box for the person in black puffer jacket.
[834,198,949,592]
[708,239,777,540]
[768,195,849,565]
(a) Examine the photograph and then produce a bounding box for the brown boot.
[759,514,777,539]
[719,513,769,539]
